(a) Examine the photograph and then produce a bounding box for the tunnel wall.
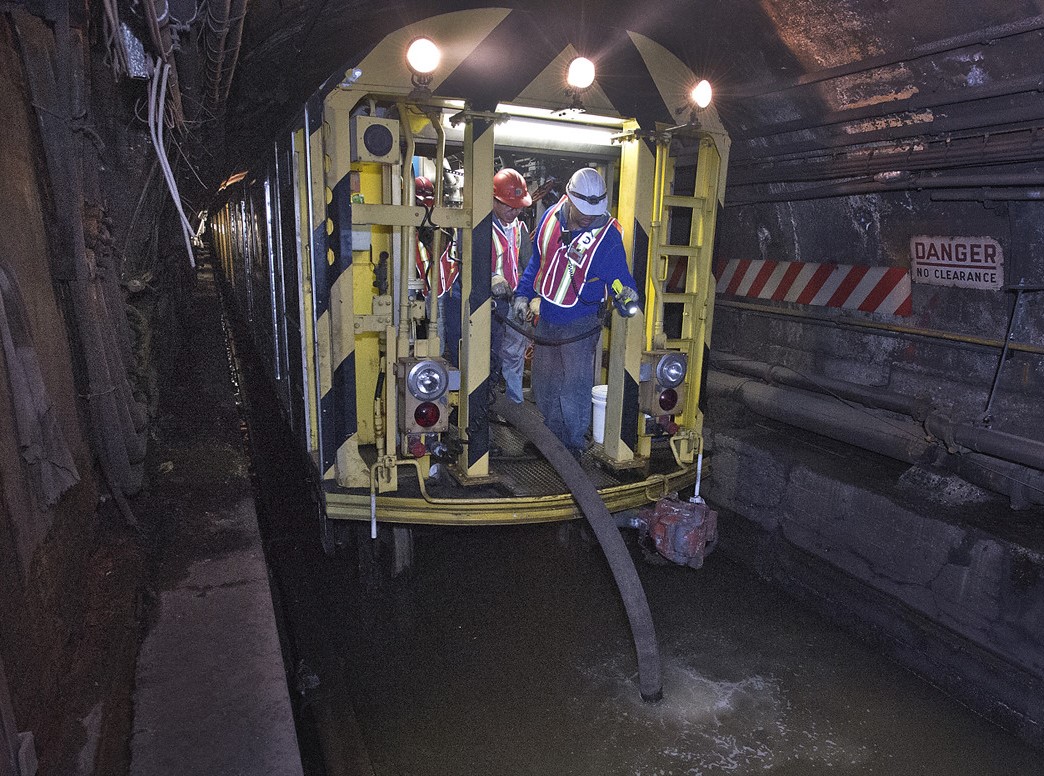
[0,15,102,767]
[713,192,1044,430]
[704,410,1044,746]
[706,188,1044,745]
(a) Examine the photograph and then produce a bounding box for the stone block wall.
[704,411,1044,745]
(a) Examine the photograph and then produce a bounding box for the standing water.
[268,519,1043,775]
[233,326,1042,775]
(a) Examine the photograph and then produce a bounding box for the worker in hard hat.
[513,167,640,459]
[414,175,460,354]
[490,168,532,403]
[414,176,459,299]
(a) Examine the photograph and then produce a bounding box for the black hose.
[492,396,663,702]
[492,306,606,345]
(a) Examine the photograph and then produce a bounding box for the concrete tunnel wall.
[703,411,1044,745]
[704,185,1044,744]
[714,191,1044,428]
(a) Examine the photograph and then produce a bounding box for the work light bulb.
[407,37,441,75]
[692,79,712,109]
[567,57,596,90]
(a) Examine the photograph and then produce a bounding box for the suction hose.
[492,396,663,702]
[492,306,605,346]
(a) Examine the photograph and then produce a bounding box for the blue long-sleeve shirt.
[517,208,638,326]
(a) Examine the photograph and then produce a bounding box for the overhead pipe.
[707,370,1044,507]
[932,188,1044,202]
[734,75,1044,143]
[731,105,1044,164]
[726,172,1044,206]
[732,15,1044,99]
[202,0,232,109]
[216,0,247,105]
[730,125,1044,186]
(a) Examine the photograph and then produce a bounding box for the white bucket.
[591,384,609,444]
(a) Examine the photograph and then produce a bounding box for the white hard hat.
[566,167,608,216]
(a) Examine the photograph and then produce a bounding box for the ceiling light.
[567,57,596,90]
[406,37,441,75]
[691,79,712,109]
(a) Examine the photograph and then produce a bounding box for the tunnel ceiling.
[211,0,1044,190]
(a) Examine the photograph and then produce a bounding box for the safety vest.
[492,218,522,289]
[533,197,619,307]
[416,234,459,297]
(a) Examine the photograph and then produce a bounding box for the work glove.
[616,285,640,306]
[491,274,511,299]
[511,294,534,322]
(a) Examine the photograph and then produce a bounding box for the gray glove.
[511,294,533,322]
[491,274,511,299]
[616,285,639,306]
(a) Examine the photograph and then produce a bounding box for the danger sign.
[910,235,1004,290]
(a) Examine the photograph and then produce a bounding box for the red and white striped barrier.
[708,259,912,317]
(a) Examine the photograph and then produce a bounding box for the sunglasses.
[567,188,607,205]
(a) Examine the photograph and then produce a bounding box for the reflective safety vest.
[533,197,619,307]
[416,234,459,298]
[492,218,522,289]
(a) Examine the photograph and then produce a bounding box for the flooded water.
[235,327,1042,775]
[269,521,1043,776]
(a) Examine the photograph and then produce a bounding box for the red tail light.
[658,388,678,412]
[407,436,427,457]
[415,402,441,428]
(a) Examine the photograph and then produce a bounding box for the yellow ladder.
[647,136,721,434]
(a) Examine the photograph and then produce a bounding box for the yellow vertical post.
[603,124,655,463]
[648,142,671,350]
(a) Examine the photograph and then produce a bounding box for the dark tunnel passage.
[2,1,1044,773]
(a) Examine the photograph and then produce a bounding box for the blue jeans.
[492,298,528,403]
[532,315,601,453]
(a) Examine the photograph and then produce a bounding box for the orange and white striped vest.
[492,218,523,289]
[533,197,619,307]
[416,234,459,297]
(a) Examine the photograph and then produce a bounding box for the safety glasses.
[567,188,606,205]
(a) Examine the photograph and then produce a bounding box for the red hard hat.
[493,168,532,209]
[415,176,435,207]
